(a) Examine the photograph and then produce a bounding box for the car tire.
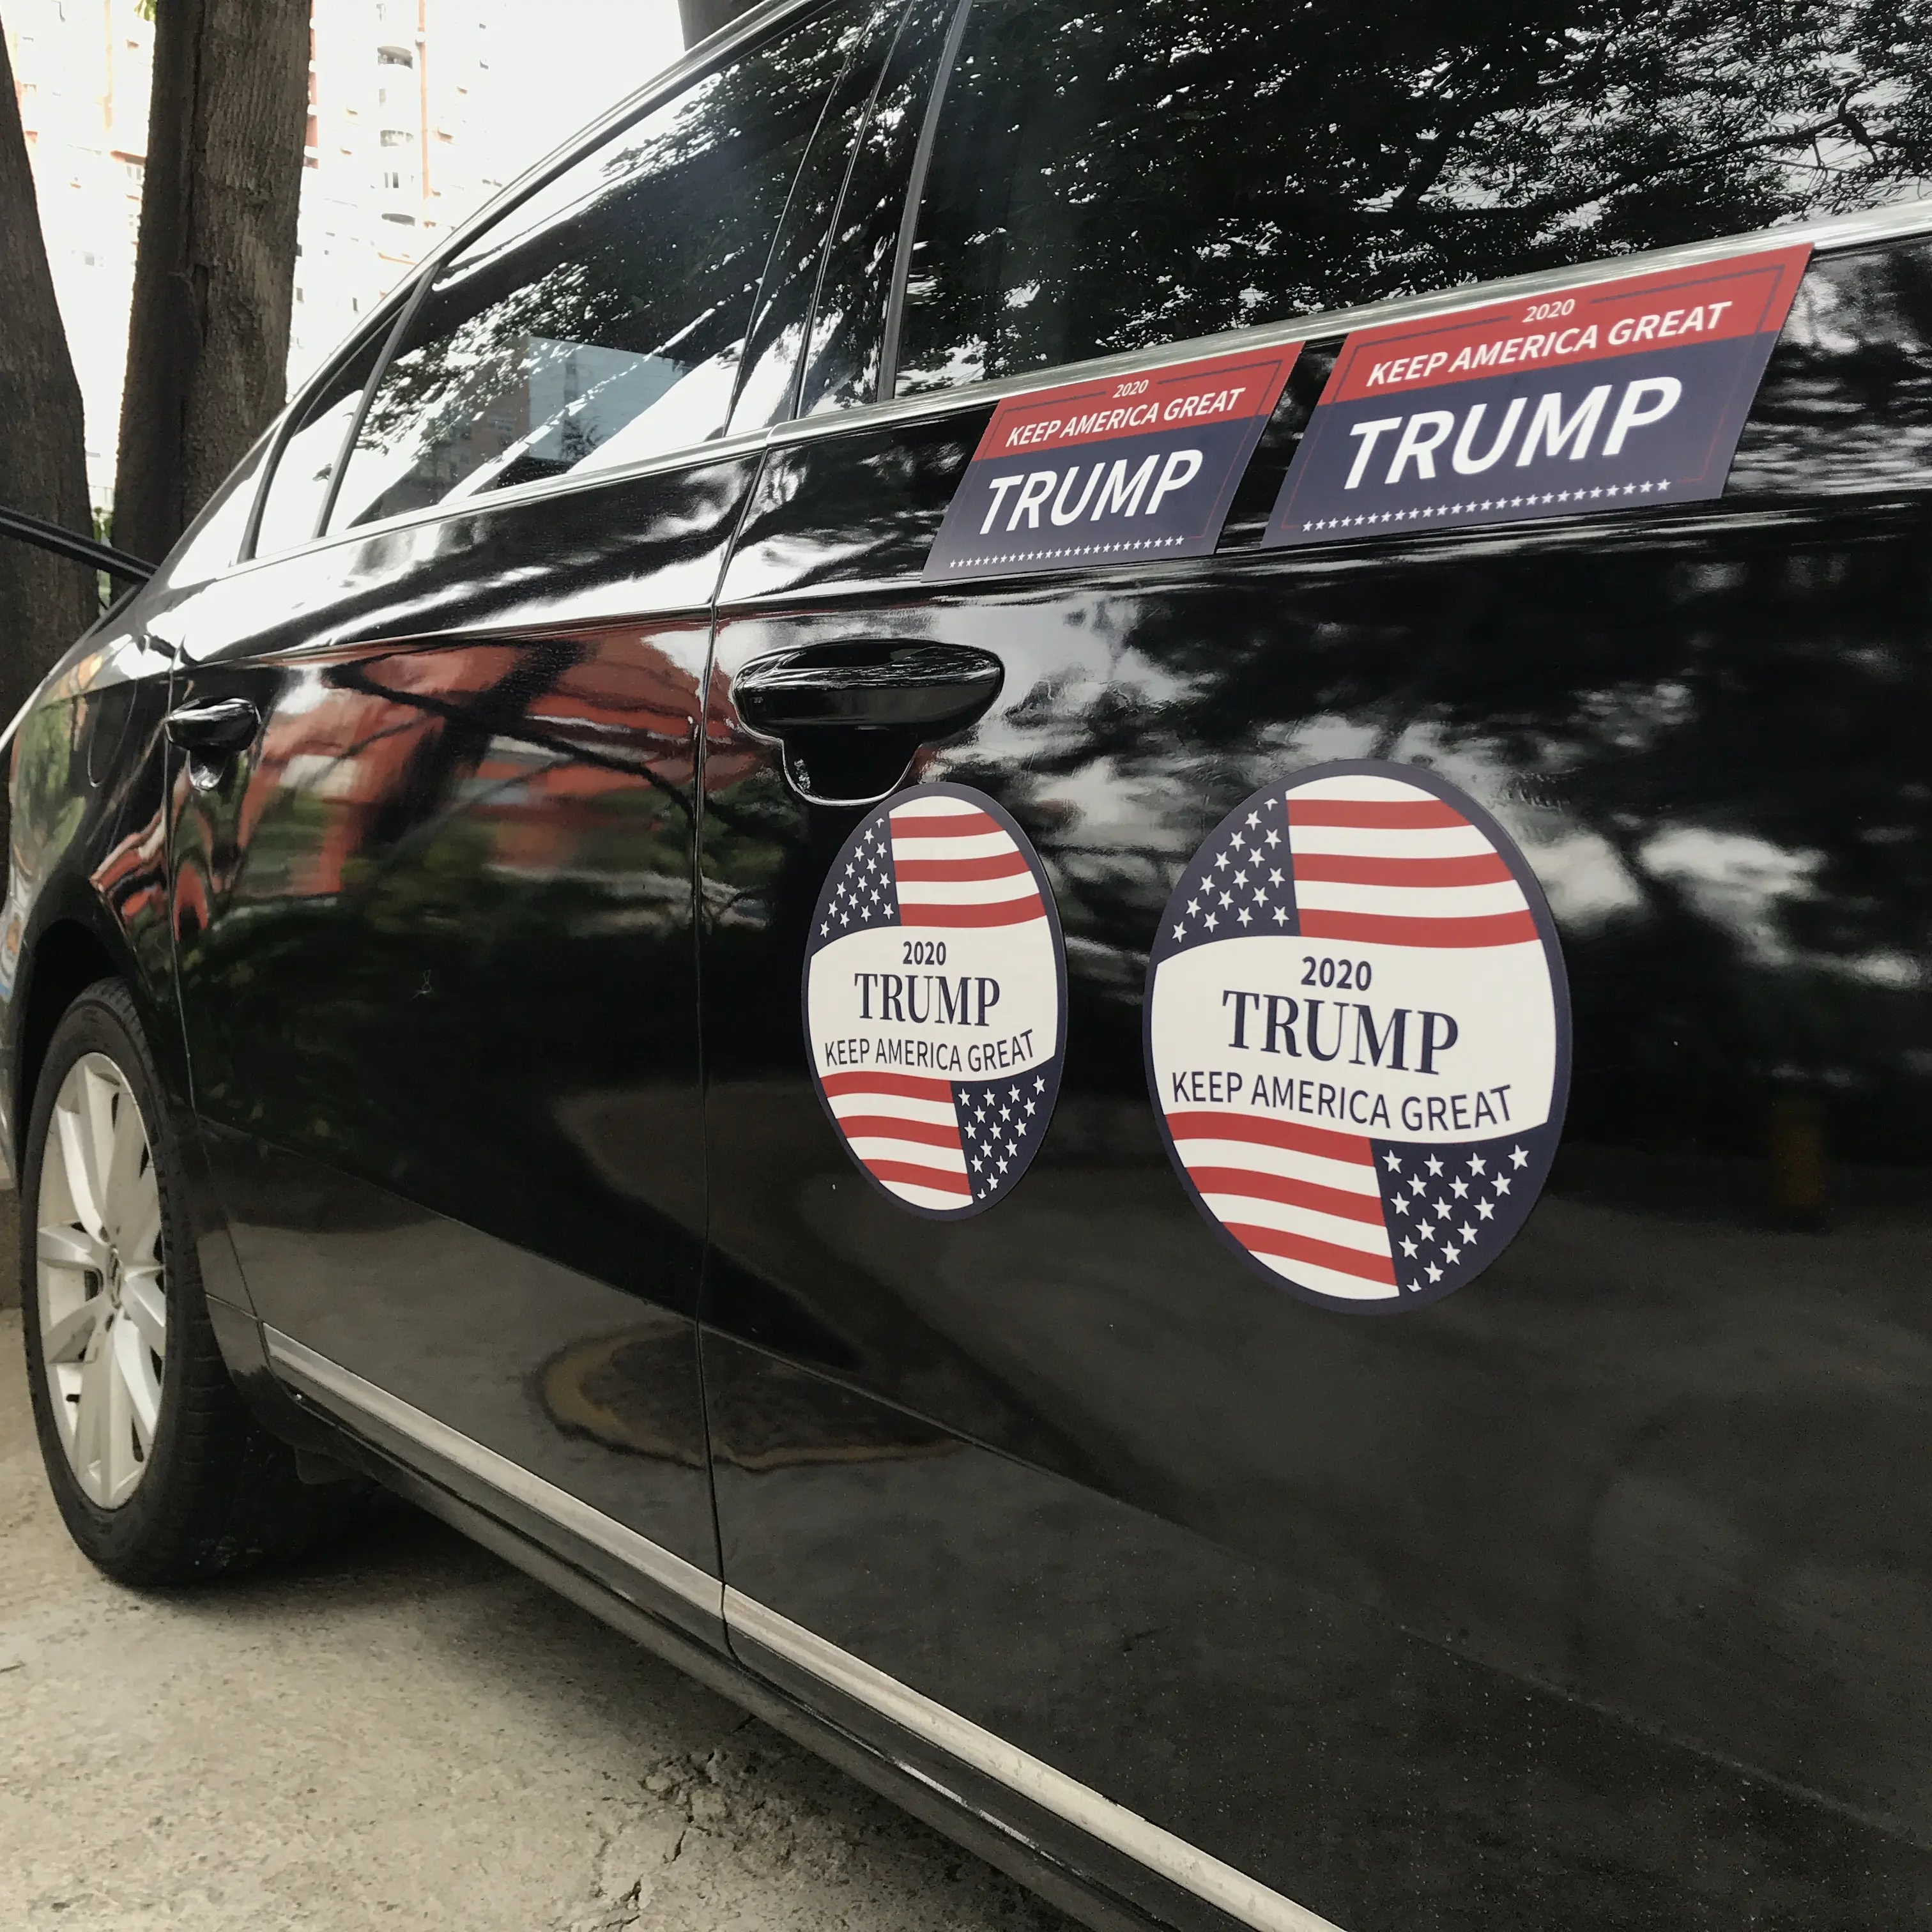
[19,977,364,1584]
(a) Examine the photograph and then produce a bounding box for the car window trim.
[309,264,442,543]
[728,0,904,429]
[875,0,973,400]
[239,291,417,565]
[786,0,921,424]
[210,194,1932,586]
[816,192,1932,449]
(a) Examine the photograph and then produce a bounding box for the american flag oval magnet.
[804,783,1067,1218]
[1144,762,1570,1312]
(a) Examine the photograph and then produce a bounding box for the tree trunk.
[0,26,96,732]
[678,0,762,50]
[113,0,309,565]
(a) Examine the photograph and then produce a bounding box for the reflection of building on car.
[10,4,1932,1931]
[232,634,712,901]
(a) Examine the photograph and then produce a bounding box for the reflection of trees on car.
[978,252,1932,1163]
[902,0,1932,386]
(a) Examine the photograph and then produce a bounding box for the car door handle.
[733,643,1003,737]
[164,698,261,755]
[732,643,1003,807]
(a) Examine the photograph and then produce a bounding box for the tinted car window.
[162,434,269,585]
[250,334,384,558]
[895,0,1932,395]
[326,4,852,532]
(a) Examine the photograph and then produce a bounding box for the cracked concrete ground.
[0,1310,1072,1932]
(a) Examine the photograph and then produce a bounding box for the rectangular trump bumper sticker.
[1263,242,1810,548]
[925,344,1300,581]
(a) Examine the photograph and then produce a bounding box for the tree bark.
[678,0,762,50]
[0,25,96,728]
[113,0,309,565]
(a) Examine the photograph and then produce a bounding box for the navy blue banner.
[926,346,1298,581]
[1265,244,1809,548]
[1271,335,1774,541]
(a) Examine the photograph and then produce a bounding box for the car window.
[325,4,853,533]
[162,434,270,586]
[250,332,386,558]
[894,0,1932,396]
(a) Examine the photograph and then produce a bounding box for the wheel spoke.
[102,1087,147,1241]
[37,1223,107,1273]
[112,1315,160,1455]
[72,1344,111,1503]
[40,1296,102,1366]
[103,1322,140,1504]
[118,1185,164,1272]
[80,1066,121,1234]
[121,1269,167,1358]
[54,1101,107,1243]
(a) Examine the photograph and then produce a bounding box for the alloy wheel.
[36,1052,167,1508]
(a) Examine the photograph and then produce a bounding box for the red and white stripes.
[891,794,1045,930]
[1285,772,1535,949]
[818,1070,971,1210]
[1163,1110,1397,1301]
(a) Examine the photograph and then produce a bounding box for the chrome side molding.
[263,1328,723,1615]
[726,1588,1347,1932]
[266,1328,1347,1932]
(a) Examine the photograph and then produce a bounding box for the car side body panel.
[694,236,1932,1928]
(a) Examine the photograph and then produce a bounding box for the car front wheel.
[20,977,360,1583]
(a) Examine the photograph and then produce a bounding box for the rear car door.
[699,3,1932,1925]
[162,0,876,1641]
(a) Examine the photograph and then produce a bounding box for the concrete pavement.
[0,1308,1070,1932]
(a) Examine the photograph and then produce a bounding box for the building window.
[378,45,413,66]
[379,128,412,147]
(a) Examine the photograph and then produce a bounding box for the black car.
[11,3,1932,1926]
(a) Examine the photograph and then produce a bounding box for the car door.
[162,0,878,1643]
[698,3,1932,1926]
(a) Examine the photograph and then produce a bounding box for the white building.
[291,0,506,386]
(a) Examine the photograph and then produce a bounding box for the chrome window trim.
[262,1328,723,1615]
[206,424,777,588]
[725,1588,1349,1932]
[788,194,1932,448]
[215,192,1932,585]
[264,1328,1347,1931]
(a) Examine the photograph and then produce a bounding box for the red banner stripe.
[1225,1221,1399,1285]
[1290,850,1511,887]
[838,1114,963,1151]
[822,1070,954,1101]
[1298,908,1538,947]
[865,1157,973,1197]
[891,810,1001,839]
[1287,799,1467,829]
[1186,1164,1388,1225]
[900,896,1045,928]
[894,851,1032,882]
[1164,1108,1372,1167]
